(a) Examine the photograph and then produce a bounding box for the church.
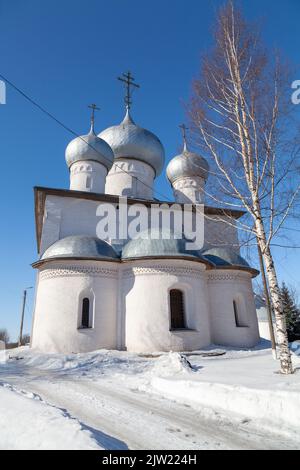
[31,73,260,354]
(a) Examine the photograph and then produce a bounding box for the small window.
[81,298,90,328]
[233,300,247,328]
[86,176,92,189]
[170,289,186,329]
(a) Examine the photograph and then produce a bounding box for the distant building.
[255,294,276,341]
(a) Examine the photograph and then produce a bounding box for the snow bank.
[148,349,300,436]
[150,352,195,377]
[0,383,103,450]
[152,378,300,435]
[11,347,150,377]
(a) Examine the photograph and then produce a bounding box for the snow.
[0,383,103,450]
[0,343,300,450]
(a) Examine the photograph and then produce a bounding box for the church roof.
[32,229,258,277]
[98,109,165,176]
[41,235,119,261]
[122,228,209,263]
[201,247,253,270]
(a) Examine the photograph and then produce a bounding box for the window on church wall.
[170,289,186,330]
[86,176,92,189]
[81,298,91,329]
[233,299,248,328]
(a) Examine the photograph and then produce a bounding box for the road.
[0,359,297,450]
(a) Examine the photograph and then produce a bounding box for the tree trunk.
[255,220,293,374]
[256,240,277,359]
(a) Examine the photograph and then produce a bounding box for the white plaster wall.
[172,176,205,204]
[70,160,107,193]
[105,158,155,200]
[40,199,62,255]
[31,254,259,354]
[31,260,119,353]
[207,270,260,348]
[40,196,112,255]
[122,259,211,353]
[39,195,241,259]
[39,196,190,255]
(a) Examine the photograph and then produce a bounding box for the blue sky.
[0,0,299,340]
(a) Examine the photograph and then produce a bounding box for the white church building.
[31,75,260,354]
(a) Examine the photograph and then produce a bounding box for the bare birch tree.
[189,1,300,374]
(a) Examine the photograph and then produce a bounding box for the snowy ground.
[0,343,300,450]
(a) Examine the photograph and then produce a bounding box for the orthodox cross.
[88,103,100,130]
[179,123,189,150]
[117,71,140,110]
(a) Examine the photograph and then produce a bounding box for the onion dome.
[122,228,209,263]
[65,122,114,171]
[41,236,119,261]
[166,144,209,184]
[98,109,165,176]
[167,125,209,184]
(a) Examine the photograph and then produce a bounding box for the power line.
[0,73,173,203]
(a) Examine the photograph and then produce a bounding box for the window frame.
[78,293,94,330]
[169,288,187,331]
[233,298,248,328]
[81,297,90,329]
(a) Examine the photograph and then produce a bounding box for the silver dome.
[166,148,209,184]
[42,235,119,260]
[98,110,165,176]
[122,228,208,261]
[65,127,114,171]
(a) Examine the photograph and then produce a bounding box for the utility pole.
[256,240,277,359]
[18,287,32,347]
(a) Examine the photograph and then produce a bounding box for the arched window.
[233,299,247,328]
[86,176,91,189]
[170,289,186,330]
[233,300,240,327]
[81,298,90,328]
